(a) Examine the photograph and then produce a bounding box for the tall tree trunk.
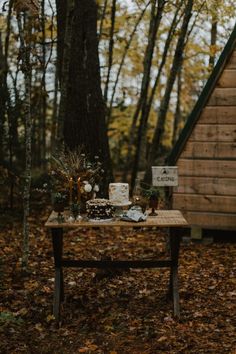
[171,0,201,147]
[57,0,113,191]
[123,0,165,183]
[107,2,149,123]
[17,14,32,272]
[0,32,7,163]
[0,0,13,164]
[57,0,74,143]
[51,67,59,153]
[55,0,67,84]
[10,70,21,162]
[40,0,47,165]
[209,18,217,68]
[98,0,108,42]
[144,0,193,183]
[140,0,184,131]
[103,0,117,104]
[2,0,16,208]
[130,0,182,190]
[172,67,182,145]
[130,0,166,190]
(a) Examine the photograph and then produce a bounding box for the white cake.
[109,183,130,205]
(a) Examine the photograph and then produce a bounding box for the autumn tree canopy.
[0,0,235,188]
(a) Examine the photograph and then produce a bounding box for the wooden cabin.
[168,26,236,232]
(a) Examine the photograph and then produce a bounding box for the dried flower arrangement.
[50,147,104,210]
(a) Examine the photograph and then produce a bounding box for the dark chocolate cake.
[86,199,114,220]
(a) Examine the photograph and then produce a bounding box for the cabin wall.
[172,49,236,230]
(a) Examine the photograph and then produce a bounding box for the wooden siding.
[198,106,236,124]
[177,159,236,178]
[182,142,236,159]
[208,88,236,106]
[227,50,236,69]
[173,194,236,213]
[174,177,236,196]
[189,124,236,142]
[171,33,236,230]
[217,69,236,87]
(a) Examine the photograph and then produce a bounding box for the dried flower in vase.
[50,147,104,208]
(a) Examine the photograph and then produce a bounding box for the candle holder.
[51,149,104,220]
[76,205,83,221]
[53,192,66,222]
[69,177,73,205]
[138,185,160,217]
[71,202,82,221]
[149,195,158,216]
[67,203,74,222]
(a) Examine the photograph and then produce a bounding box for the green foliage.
[52,192,67,204]
[0,312,23,325]
[141,186,161,199]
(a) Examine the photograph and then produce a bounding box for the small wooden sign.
[152,166,178,186]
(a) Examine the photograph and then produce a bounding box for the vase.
[54,202,65,213]
[53,202,65,222]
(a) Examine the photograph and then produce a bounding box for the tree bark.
[98,0,108,43]
[17,14,32,272]
[0,0,14,164]
[172,67,182,145]
[55,0,67,83]
[57,0,113,191]
[209,18,217,68]
[2,0,18,209]
[51,66,59,153]
[40,0,47,165]
[0,32,7,163]
[56,0,74,143]
[103,0,116,104]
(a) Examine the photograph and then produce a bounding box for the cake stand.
[110,201,132,218]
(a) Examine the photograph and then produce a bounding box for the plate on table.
[88,218,114,222]
[110,201,132,207]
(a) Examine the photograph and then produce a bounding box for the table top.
[45,210,188,229]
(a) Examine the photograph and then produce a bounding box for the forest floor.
[0,197,236,354]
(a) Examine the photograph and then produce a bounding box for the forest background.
[0,0,236,262]
[0,0,236,190]
[0,2,236,352]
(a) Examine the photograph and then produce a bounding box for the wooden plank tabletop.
[45,210,188,228]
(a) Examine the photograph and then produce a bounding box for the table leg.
[169,228,181,318]
[51,228,64,322]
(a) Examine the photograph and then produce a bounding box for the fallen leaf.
[35,323,43,332]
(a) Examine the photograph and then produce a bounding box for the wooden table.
[45,210,187,322]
